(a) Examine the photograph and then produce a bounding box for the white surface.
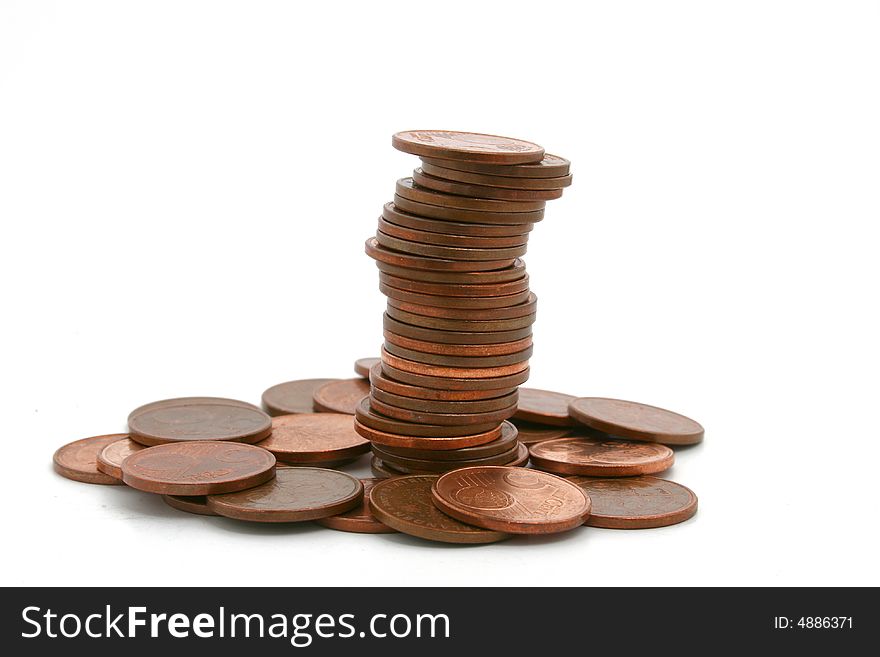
[1,1,878,587]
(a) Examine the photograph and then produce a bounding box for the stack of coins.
[357,131,572,475]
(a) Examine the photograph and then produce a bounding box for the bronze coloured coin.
[378,421,519,461]
[376,229,527,262]
[162,494,218,516]
[387,293,537,320]
[383,340,533,368]
[413,168,563,201]
[380,282,531,310]
[385,304,536,332]
[207,467,363,523]
[529,437,674,477]
[127,397,272,447]
[511,421,573,444]
[97,437,145,480]
[381,360,530,391]
[121,441,276,495]
[53,434,127,485]
[383,202,535,236]
[261,378,338,416]
[370,386,518,414]
[366,237,515,272]
[431,466,591,535]
[312,378,371,415]
[515,388,578,427]
[374,442,526,474]
[355,418,502,451]
[383,313,532,346]
[392,130,544,165]
[369,362,517,401]
[381,347,529,379]
[369,395,517,427]
[568,476,698,529]
[369,475,510,544]
[568,397,705,445]
[315,478,397,534]
[354,358,380,378]
[378,216,529,248]
[375,256,527,284]
[396,178,546,214]
[420,160,573,190]
[393,194,544,225]
[256,413,370,464]
[378,270,529,297]
[421,153,571,178]
[384,330,532,357]
[371,457,403,478]
[355,396,500,436]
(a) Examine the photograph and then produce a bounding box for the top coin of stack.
[360,130,572,474]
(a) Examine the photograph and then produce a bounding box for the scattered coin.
[392,130,545,165]
[206,468,363,523]
[312,378,371,415]
[256,413,370,464]
[53,434,127,485]
[315,478,397,534]
[568,397,704,445]
[97,437,145,480]
[511,421,573,444]
[431,466,591,534]
[162,494,218,516]
[261,379,338,416]
[568,476,698,529]
[420,153,571,178]
[369,475,510,543]
[515,388,578,427]
[121,441,276,495]
[354,358,380,378]
[529,437,674,477]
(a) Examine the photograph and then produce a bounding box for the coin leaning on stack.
[359,130,572,476]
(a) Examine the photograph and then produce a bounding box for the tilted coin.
[370,385,518,414]
[354,358,381,378]
[374,442,526,474]
[420,160,572,190]
[355,396,500,437]
[383,202,535,236]
[568,397,704,445]
[511,421,573,444]
[413,168,563,201]
[393,194,544,225]
[378,216,529,248]
[528,437,674,477]
[381,360,530,391]
[381,347,529,380]
[387,293,537,320]
[421,153,571,178]
[261,379,338,416]
[53,434,127,485]
[392,130,544,165]
[368,394,517,427]
[206,467,363,523]
[380,281,532,309]
[377,421,519,461]
[369,475,510,544]
[314,478,397,534]
[568,476,698,529]
[256,413,370,464]
[375,255,527,284]
[375,230,526,262]
[162,494,218,516]
[514,388,578,427]
[312,378,371,415]
[369,362,518,401]
[378,270,530,297]
[396,178,546,213]
[383,340,533,369]
[383,313,533,346]
[384,330,533,357]
[97,437,145,480]
[366,236,515,272]
[385,304,537,332]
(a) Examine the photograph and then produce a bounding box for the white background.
[1,1,878,587]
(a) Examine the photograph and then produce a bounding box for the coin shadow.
[207,516,326,537]
[109,486,183,519]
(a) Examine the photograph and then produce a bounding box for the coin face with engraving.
[97,437,145,480]
[568,476,697,529]
[514,388,577,427]
[529,437,674,476]
[53,434,128,485]
[206,467,362,522]
[127,397,272,446]
[262,378,338,416]
[121,441,276,495]
[431,466,591,534]
[568,397,704,445]
[312,378,371,415]
[369,475,509,543]
[315,478,397,534]
[256,413,370,464]
[392,130,544,164]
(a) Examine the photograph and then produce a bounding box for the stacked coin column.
[355,131,571,475]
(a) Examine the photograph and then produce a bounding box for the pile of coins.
[358,130,572,477]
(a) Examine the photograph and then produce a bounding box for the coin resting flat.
[312,378,371,415]
[256,413,370,464]
[127,397,272,446]
[568,476,698,529]
[528,437,674,477]
[315,478,397,534]
[262,378,338,416]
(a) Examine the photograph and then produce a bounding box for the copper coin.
[366,236,515,273]
[374,442,526,474]
[378,421,519,461]
[420,160,573,190]
[369,395,517,427]
[53,434,127,485]
[387,293,537,320]
[382,347,529,379]
[355,396,500,437]
[312,378,371,415]
[370,386,518,414]
[121,441,276,495]
[392,130,544,165]
[354,358,380,378]
[385,305,536,332]
[378,270,529,297]
[355,419,502,451]
[371,457,403,478]
[261,379,339,416]
[369,475,510,543]
[207,467,363,523]
[383,202,535,236]
[397,178,546,214]
[381,360,530,391]
[421,153,571,178]
[383,340,533,369]
[384,313,532,345]
[511,421,573,444]
[568,397,704,445]
[393,193,544,225]
[568,476,698,529]
[380,283,531,310]
[162,494,218,516]
[431,467,591,535]
[128,397,272,447]
[515,388,578,427]
[314,478,397,533]
[378,216,529,248]
[375,230,525,263]
[96,437,145,480]
[375,256,527,284]
[369,362,517,401]
[384,330,532,357]
[529,437,674,477]
[413,168,563,201]
[256,413,370,464]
